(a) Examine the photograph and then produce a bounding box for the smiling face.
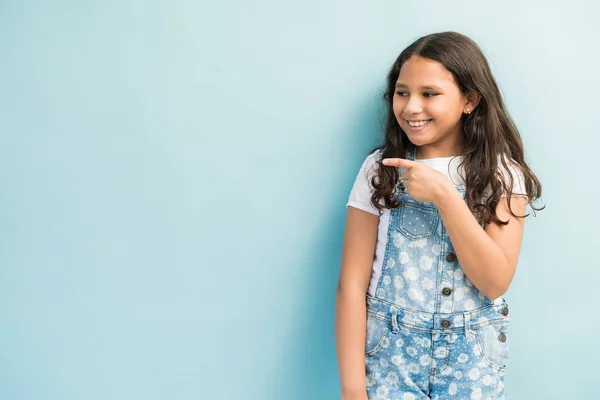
[393,56,476,159]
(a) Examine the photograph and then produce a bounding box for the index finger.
[382,158,416,169]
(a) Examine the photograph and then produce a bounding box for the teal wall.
[1,1,598,398]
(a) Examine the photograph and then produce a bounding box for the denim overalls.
[365,144,511,399]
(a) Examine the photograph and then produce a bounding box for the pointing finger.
[382,158,416,169]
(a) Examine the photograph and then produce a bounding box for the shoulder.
[347,149,384,215]
[357,148,383,180]
[496,154,524,179]
[496,154,527,197]
[364,148,383,168]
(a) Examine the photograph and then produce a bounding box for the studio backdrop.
[1,1,598,399]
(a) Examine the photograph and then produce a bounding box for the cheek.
[428,102,461,123]
[392,97,405,116]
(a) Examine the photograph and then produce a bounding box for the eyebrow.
[395,83,444,91]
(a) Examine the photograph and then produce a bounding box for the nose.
[403,95,423,115]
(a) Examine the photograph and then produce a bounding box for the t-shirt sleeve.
[346,151,381,215]
[498,155,528,199]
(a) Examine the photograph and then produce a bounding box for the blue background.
[1,1,598,399]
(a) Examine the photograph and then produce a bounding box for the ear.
[464,91,481,114]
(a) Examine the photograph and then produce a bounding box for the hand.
[382,157,455,205]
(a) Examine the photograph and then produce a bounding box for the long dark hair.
[371,31,543,225]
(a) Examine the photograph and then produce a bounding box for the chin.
[404,135,433,147]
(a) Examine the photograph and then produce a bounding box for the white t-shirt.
[346,150,527,297]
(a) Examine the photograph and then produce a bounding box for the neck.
[414,141,464,160]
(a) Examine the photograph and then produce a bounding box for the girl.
[335,31,542,400]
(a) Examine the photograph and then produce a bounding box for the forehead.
[396,56,458,89]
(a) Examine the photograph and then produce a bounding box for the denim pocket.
[397,200,440,240]
[474,321,509,371]
[365,313,389,357]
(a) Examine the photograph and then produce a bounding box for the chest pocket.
[397,199,440,240]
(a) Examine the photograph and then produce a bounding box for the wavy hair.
[370,31,543,225]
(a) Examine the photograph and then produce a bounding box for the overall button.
[446,253,456,262]
[500,307,509,316]
[442,287,452,296]
[441,319,451,328]
[498,332,507,343]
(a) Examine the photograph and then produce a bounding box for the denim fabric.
[365,144,510,399]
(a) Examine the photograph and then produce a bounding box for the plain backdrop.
[1,1,598,399]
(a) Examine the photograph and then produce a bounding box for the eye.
[423,92,438,98]
[395,91,408,97]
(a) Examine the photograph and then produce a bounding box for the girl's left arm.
[435,188,527,300]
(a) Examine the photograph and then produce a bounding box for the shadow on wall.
[271,90,385,400]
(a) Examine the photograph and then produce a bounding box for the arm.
[380,156,527,300]
[335,206,379,400]
[435,189,527,299]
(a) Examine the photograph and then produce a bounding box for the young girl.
[335,32,542,400]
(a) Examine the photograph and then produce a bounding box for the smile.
[406,119,432,127]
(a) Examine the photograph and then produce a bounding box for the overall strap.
[406,143,416,161]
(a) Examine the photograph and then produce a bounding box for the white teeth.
[407,120,431,127]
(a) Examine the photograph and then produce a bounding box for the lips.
[406,119,432,127]
[403,118,433,133]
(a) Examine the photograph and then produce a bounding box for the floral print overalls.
[365,144,511,400]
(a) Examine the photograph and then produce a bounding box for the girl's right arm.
[335,206,379,400]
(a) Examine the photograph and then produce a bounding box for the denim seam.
[396,321,434,334]
[474,329,507,372]
[365,323,389,358]
[372,297,506,316]
[366,311,390,323]
[435,221,447,312]
[471,318,510,329]
[397,202,440,240]
[367,296,509,329]
[375,208,398,296]
[441,340,452,373]
[428,341,437,379]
